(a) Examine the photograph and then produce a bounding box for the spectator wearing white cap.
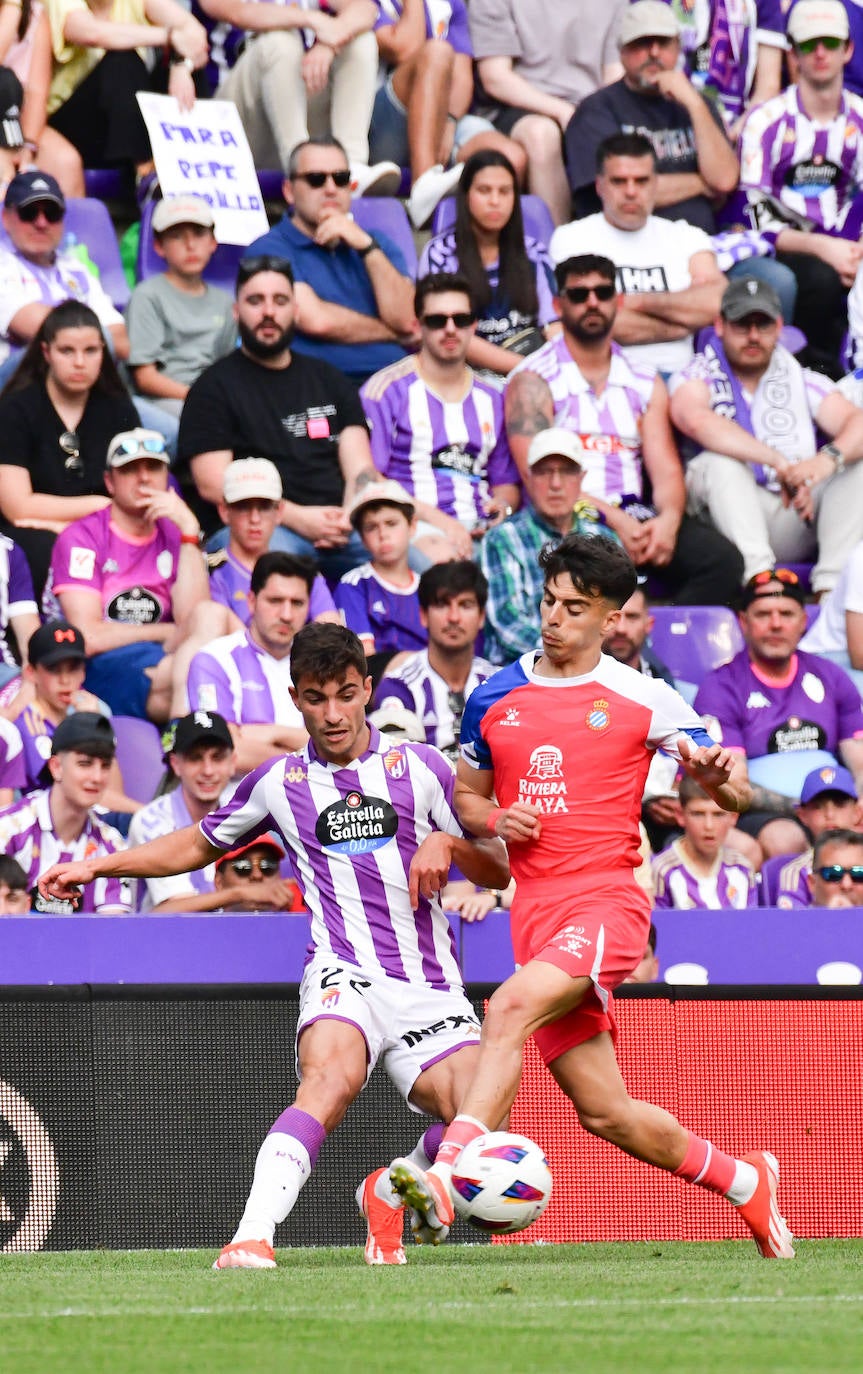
[208,457,337,630]
[564,0,740,236]
[479,427,616,665]
[127,195,237,424]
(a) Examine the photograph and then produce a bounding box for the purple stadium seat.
[759,854,790,907]
[0,195,130,310]
[648,605,743,687]
[430,192,555,247]
[84,168,126,201]
[351,196,417,278]
[112,714,165,804]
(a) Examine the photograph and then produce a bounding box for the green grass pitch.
[2,1241,862,1374]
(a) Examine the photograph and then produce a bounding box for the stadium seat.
[648,605,743,687]
[430,192,555,246]
[352,197,417,278]
[759,854,789,907]
[112,715,165,804]
[84,168,126,201]
[0,196,130,310]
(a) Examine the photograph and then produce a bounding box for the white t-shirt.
[801,540,863,657]
[549,213,714,373]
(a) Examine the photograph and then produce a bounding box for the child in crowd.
[127,195,236,421]
[335,481,425,683]
[652,776,758,910]
[208,458,337,628]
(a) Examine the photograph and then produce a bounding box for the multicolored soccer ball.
[451,1132,552,1234]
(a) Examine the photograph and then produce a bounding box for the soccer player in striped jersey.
[38,622,510,1267]
[389,533,795,1259]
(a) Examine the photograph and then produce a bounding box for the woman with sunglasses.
[418,150,557,384]
[0,299,138,595]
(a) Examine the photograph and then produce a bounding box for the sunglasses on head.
[746,567,800,590]
[59,429,82,474]
[795,35,844,52]
[112,436,167,458]
[226,855,280,877]
[559,283,616,305]
[236,254,294,288]
[421,311,476,330]
[816,864,863,883]
[292,169,352,188]
[16,200,63,223]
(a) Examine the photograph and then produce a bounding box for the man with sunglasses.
[672,276,863,595]
[504,252,743,604]
[0,170,128,383]
[361,272,520,562]
[806,828,863,906]
[245,137,415,384]
[771,765,862,907]
[212,838,303,913]
[734,0,863,373]
[695,569,863,859]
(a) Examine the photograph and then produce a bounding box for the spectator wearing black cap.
[213,837,304,913]
[0,709,134,911]
[671,275,863,596]
[127,709,237,912]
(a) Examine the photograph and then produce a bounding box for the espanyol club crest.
[586,699,610,731]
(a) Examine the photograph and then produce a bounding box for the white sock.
[231,1132,313,1245]
[726,1159,759,1206]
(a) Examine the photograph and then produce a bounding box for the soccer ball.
[450,1132,552,1234]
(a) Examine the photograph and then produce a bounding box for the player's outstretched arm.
[453,760,543,843]
[409,830,510,907]
[38,825,223,903]
[678,736,752,814]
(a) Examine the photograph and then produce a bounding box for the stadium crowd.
[2,0,863,924]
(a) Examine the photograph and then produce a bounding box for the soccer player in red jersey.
[390,533,795,1258]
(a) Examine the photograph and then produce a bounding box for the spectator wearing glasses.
[244,137,415,385]
[213,838,304,913]
[374,560,496,766]
[178,254,377,581]
[695,569,863,859]
[128,709,237,911]
[773,764,861,907]
[360,272,521,563]
[43,427,223,724]
[0,170,128,382]
[0,299,138,597]
[671,276,863,596]
[806,828,863,907]
[734,0,863,374]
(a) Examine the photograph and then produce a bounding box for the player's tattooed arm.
[745,783,797,817]
[505,371,555,479]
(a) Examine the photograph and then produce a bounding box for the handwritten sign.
[136,94,269,245]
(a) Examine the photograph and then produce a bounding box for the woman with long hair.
[418,148,558,381]
[0,297,138,592]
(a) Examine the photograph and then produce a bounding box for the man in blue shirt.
[245,137,416,384]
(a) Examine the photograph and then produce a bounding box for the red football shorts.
[510,881,651,1067]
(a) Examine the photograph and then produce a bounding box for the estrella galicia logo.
[314,791,398,854]
[0,1081,59,1252]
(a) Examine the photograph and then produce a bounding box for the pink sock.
[673,1131,737,1196]
[435,1116,487,1171]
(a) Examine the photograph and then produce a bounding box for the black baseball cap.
[163,710,234,760]
[29,620,86,668]
[721,276,782,323]
[51,711,116,758]
[740,567,807,609]
[5,169,65,214]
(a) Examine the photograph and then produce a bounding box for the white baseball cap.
[618,0,680,48]
[787,0,849,43]
[347,479,415,529]
[223,458,283,504]
[106,428,170,468]
[152,195,216,234]
[526,428,585,469]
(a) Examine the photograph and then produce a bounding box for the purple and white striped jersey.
[652,839,758,908]
[508,338,657,503]
[200,726,466,989]
[775,849,812,909]
[209,550,335,627]
[738,86,863,239]
[374,651,497,761]
[0,788,134,912]
[186,629,305,729]
[360,359,519,528]
[0,534,36,671]
[128,783,234,910]
[334,564,425,656]
[0,715,25,793]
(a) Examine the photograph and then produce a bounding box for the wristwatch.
[820,442,846,474]
[358,237,380,258]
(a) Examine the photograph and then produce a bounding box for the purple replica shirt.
[418,232,557,344]
[187,628,304,729]
[128,785,234,910]
[45,508,181,625]
[774,849,812,908]
[375,651,497,761]
[0,534,36,670]
[200,725,466,989]
[0,789,134,912]
[652,839,758,909]
[0,715,25,792]
[209,550,335,626]
[334,565,426,656]
[360,360,519,527]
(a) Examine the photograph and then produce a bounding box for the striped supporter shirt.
[200,725,466,990]
[334,565,425,656]
[508,338,657,503]
[651,840,758,909]
[0,788,134,912]
[209,551,335,627]
[0,715,24,792]
[128,784,235,911]
[0,534,37,671]
[186,629,305,729]
[360,359,519,528]
[375,651,497,761]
